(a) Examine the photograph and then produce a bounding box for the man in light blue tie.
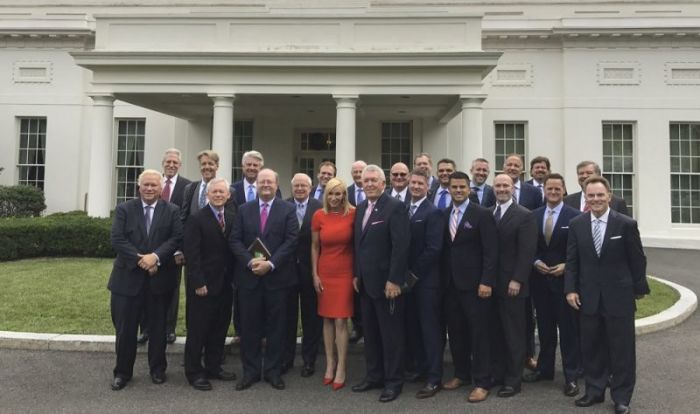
[430,158,456,209]
[469,158,495,207]
[312,161,336,201]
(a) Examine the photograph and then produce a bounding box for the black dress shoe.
[379,388,400,402]
[574,394,604,407]
[191,377,212,391]
[300,364,315,378]
[111,377,127,391]
[166,332,176,344]
[281,362,293,375]
[614,403,631,414]
[522,371,554,383]
[136,333,148,345]
[415,383,440,399]
[497,385,520,398]
[563,381,580,397]
[208,370,237,381]
[349,331,363,344]
[403,371,422,382]
[151,372,166,385]
[352,380,384,392]
[266,376,285,390]
[235,377,258,391]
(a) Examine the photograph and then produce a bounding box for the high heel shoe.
[323,376,334,386]
[332,380,345,391]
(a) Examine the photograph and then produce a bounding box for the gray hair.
[291,173,313,186]
[242,150,264,166]
[207,177,230,191]
[362,164,386,182]
[138,169,163,185]
[576,160,602,176]
[161,148,182,163]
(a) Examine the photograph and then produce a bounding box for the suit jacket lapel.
[361,195,385,239]
[148,202,167,243]
[599,211,616,258]
[499,203,516,228]
[135,201,148,241]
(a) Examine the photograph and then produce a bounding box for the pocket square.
[371,220,384,225]
[561,226,569,229]
[415,219,424,223]
[463,221,473,229]
[610,235,622,240]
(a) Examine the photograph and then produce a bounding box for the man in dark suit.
[490,173,538,398]
[108,170,183,391]
[231,150,263,206]
[385,162,411,206]
[181,150,221,222]
[413,153,440,199]
[161,148,191,344]
[564,161,629,216]
[404,169,445,399]
[565,176,649,414]
[441,171,498,403]
[347,160,367,344]
[524,173,582,398]
[525,156,551,203]
[351,164,410,403]
[470,158,495,207]
[182,178,237,391]
[229,168,299,391]
[311,161,337,201]
[282,173,323,377]
[429,158,456,209]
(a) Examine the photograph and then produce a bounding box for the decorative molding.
[488,63,533,87]
[13,61,53,84]
[665,62,700,86]
[597,61,640,86]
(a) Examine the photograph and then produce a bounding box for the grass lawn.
[0,258,680,335]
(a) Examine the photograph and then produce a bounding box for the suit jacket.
[168,175,191,208]
[353,193,410,299]
[493,203,538,298]
[408,200,444,289]
[183,204,236,296]
[477,184,496,208]
[347,183,362,207]
[516,181,544,211]
[231,179,282,206]
[564,191,629,216]
[286,197,323,267]
[427,177,440,201]
[108,198,183,297]
[384,187,411,207]
[229,197,299,290]
[441,201,498,291]
[533,204,581,268]
[564,210,649,317]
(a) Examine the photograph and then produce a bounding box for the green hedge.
[0,211,114,261]
[0,185,46,217]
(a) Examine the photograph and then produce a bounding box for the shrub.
[0,185,46,218]
[0,213,114,260]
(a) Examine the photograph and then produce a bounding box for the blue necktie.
[437,189,448,209]
[198,182,208,209]
[357,188,365,204]
[246,184,255,202]
[297,203,305,228]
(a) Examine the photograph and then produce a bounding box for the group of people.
[107,148,649,414]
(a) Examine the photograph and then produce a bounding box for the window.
[670,122,700,223]
[494,121,526,177]
[232,120,254,182]
[17,117,47,189]
[115,119,145,205]
[602,122,635,217]
[380,121,412,176]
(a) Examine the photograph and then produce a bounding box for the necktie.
[362,201,374,230]
[450,208,460,241]
[260,203,269,233]
[357,188,365,204]
[592,218,603,256]
[494,204,502,222]
[544,209,554,245]
[537,184,544,201]
[471,187,481,204]
[317,186,324,200]
[144,205,153,235]
[297,202,305,228]
[161,178,172,202]
[437,189,448,209]
[409,204,417,218]
[513,187,519,205]
[198,182,208,208]
[218,211,225,232]
[247,184,255,202]
[395,193,402,202]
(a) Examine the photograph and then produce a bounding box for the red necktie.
[161,178,172,202]
[260,203,269,233]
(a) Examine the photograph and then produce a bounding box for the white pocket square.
[561,226,569,229]
[415,219,424,223]
[610,235,622,240]
[370,220,384,225]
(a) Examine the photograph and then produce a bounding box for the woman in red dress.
[311,177,355,391]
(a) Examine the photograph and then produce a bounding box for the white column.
[333,94,358,185]
[460,95,486,168]
[87,94,115,218]
[209,94,235,182]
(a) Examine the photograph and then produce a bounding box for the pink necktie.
[161,178,172,202]
[260,203,269,233]
[362,202,374,230]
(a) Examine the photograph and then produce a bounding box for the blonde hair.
[322,178,352,215]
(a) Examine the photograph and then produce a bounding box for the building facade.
[1,0,699,248]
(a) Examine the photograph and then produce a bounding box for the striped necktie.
[592,219,603,256]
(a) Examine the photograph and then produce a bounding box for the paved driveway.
[0,248,697,414]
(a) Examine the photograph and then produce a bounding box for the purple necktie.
[260,203,269,233]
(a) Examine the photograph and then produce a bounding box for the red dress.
[311,209,355,318]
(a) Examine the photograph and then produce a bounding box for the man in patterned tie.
[565,176,649,414]
[526,156,551,203]
[386,162,411,206]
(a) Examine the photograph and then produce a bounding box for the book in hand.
[248,237,272,260]
[401,270,419,293]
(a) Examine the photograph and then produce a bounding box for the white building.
[1,0,699,248]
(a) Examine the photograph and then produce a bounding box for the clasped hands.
[249,257,272,276]
[534,261,565,277]
[137,253,158,276]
